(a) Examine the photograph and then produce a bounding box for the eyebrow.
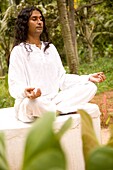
[31,14,42,17]
[30,15,42,19]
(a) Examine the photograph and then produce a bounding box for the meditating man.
[8,6,106,122]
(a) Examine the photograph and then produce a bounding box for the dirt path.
[91,90,113,113]
[91,90,113,128]
[91,91,113,144]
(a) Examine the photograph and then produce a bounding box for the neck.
[26,36,41,48]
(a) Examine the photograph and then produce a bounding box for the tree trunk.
[88,43,93,62]
[85,24,93,62]
[68,0,79,66]
[57,0,78,74]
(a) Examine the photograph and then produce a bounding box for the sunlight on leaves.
[0,132,9,170]
[86,146,113,170]
[56,117,72,140]
[78,109,100,163]
[106,124,113,147]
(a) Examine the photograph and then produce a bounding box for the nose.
[37,19,42,24]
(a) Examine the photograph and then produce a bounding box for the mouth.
[36,27,43,29]
[36,27,43,32]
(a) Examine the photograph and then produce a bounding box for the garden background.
[0,0,113,127]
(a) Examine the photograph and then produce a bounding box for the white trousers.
[17,81,99,122]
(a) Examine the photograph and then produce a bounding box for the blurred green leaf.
[56,117,72,139]
[106,124,113,147]
[0,132,9,170]
[86,146,113,170]
[21,112,70,170]
[78,109,100,163]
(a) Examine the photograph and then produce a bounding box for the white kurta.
[8,42,99,122]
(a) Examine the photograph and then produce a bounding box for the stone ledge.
[0,104,100,130]
[0,107,31,130]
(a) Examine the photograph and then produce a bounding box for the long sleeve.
[8,43,66,100]
[8,46,28,99]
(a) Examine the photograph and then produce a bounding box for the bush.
[0,75,14,108]
[78,57,113,93]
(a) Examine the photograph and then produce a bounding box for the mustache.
[36,26,43,28]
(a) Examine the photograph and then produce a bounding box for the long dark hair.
[13,6,51,51]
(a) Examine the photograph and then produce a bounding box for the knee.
[23,97,56,113]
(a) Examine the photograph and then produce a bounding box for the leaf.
[78,109,100,163]
[21,112,68,170]
[0,5,14,33]
[0,132,9,170]
[56,117,72,139]
[86,146,113,170]
[106,124,113,147]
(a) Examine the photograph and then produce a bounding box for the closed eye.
[31,16,43,22]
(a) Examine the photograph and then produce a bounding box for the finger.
[98,72,103,75]
[36,89,41,97]
[102,74,106,80]
[28,94,35,100]
[27,94,32,99]
[24,90,30,97]
[25,87,35,92]
[100,73,106,80]
[98,75,105,82]
[28,96,35,99]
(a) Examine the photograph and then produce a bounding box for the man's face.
[28,10,44,37]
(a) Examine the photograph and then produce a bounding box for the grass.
[78,57,113,127]
[78,57,113,94]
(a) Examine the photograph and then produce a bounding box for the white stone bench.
[0,105,101,170]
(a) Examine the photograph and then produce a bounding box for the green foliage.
[78,57,113,94]
[1,0,113,74]
[0,132,9,170]
[0,76,14,108]
[76,0,113,63]
[1,108,113,170]
[87,146,113,170]
[22,112,72,170]
[78,109,100,163]
[79,109,113,170]
[0,0,9,16]
[0,112,72,170]
[105,125,113,148]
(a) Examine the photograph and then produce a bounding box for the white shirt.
[8,42,90,100]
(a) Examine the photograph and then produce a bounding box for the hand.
[24,87,41,99]
[89,72,106,83]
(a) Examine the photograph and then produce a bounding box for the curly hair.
[13,6,51,51]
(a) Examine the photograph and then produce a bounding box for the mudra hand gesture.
[25,88,41,99]
[89,72,106,83]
